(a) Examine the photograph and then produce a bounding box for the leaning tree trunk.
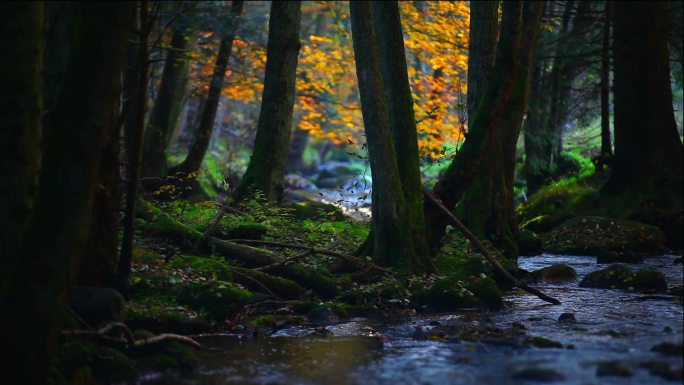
[0,2,43,279]
[350,1,433,272]
[0,3,134,384]
[424,1,529,255]
[234,1,301,202]
[604,1,683,194]
[170,0,244,176]
[142,14,191,179]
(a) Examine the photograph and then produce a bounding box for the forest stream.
[122,254,683,385]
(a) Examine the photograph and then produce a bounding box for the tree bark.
[234,1,301,202]
[0,3,134,383]
[466,1,499,125]
[170,0,244,176]
[350,1,433,272]
[143,13,191,179]
[604,1,683,194]
[599,1,612,168]
[0,2,43,275]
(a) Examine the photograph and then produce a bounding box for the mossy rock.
[632,269,668,292]
[53,339,134,384]
[169,255,233,281]
[541,216,665,256]
[416,275,503,310]
[520,213,574,233]
[530,336,563,348]
[178,280,252,320]
[132,340,199,371]
[579,264,667,293]
[531,264,577,283]
[127,299,209,334]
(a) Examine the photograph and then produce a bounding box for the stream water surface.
[126,254,683,385]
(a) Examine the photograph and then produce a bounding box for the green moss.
[532,264,577,283]
[179,280,252,320]
[465,278,503,308]
[286,201,346,221]
[580,265,667,293]
[170,255,233,281]
[250,314,277,328]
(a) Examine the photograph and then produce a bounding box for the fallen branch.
[424,188,561,305]
[229,239,394,275]
[62,321,202,349]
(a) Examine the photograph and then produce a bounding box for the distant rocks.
[579,264,668,293]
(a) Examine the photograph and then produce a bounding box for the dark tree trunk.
[170,1,244,176]
[599,1,613,167]
[116,1,151,296]
[466,0,499,125]
[350,1,433,272]
[143,16,191,179]
[43,1,75,119]
[0,2,43,278]
[460,1,543,258]
[0,3,134,383]
[424,1,537,255]
[234,1,301,202]
[604,1,683,194]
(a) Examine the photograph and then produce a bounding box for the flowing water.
[125,254,683,385]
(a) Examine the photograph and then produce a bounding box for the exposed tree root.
[62,321,202,349]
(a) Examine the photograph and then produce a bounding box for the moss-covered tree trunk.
[424,1,539,255]
[604,1,683,194]
[170,1,243,176]
[459,2,542,258]
[234,1,301,202]
[143,6,191,179]
[350,1,433,272]
[0,3,134,383]
[0,2,43,280]
[466,0,499,125]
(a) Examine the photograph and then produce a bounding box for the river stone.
[558,313,576,323]
[530,336,563,348]
[541,216,666,256]
[532,264,577,283]
[579,264,668,292]
[596,361,633,377]
[650,342,683,356]
[511,368,565,382]
[69,286,126,327]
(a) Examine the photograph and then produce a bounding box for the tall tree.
[459,1,542,257]
[598,0,612,168]
[0,3,134,383]
[169,0,244,176]
[0,2,43,280]
[604,1,683,194]
[424,1,539,255]
[142,2,192,179]
[466,1,499,125]
[350,1,433,271]
[234,1,302,202]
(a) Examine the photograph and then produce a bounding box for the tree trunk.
[143,17,191,179]
[234,1,301,202]
[424,1,532,255]
[350,1,433,272]
[604,1,683,194]
[170,1,244,176]
[0,2,43,276]
[459,2,542,258]
[0,3,133,383]
[466,1,499,125]
[116,1,151,296]
[599,1,612,167]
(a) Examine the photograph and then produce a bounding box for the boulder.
[579,264,668,292]
[542,216,665,256]
[531,264,577,283]
[69,286,126,327]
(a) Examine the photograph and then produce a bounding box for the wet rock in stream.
[511,368,565,382]
[579,263,668,292]
[596,360,633,377]
[531,264,577,282]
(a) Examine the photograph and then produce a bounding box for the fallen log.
[136,200,338,298]
[424,188,561,305]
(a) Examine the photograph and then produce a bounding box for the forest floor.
[50,168,683,385]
